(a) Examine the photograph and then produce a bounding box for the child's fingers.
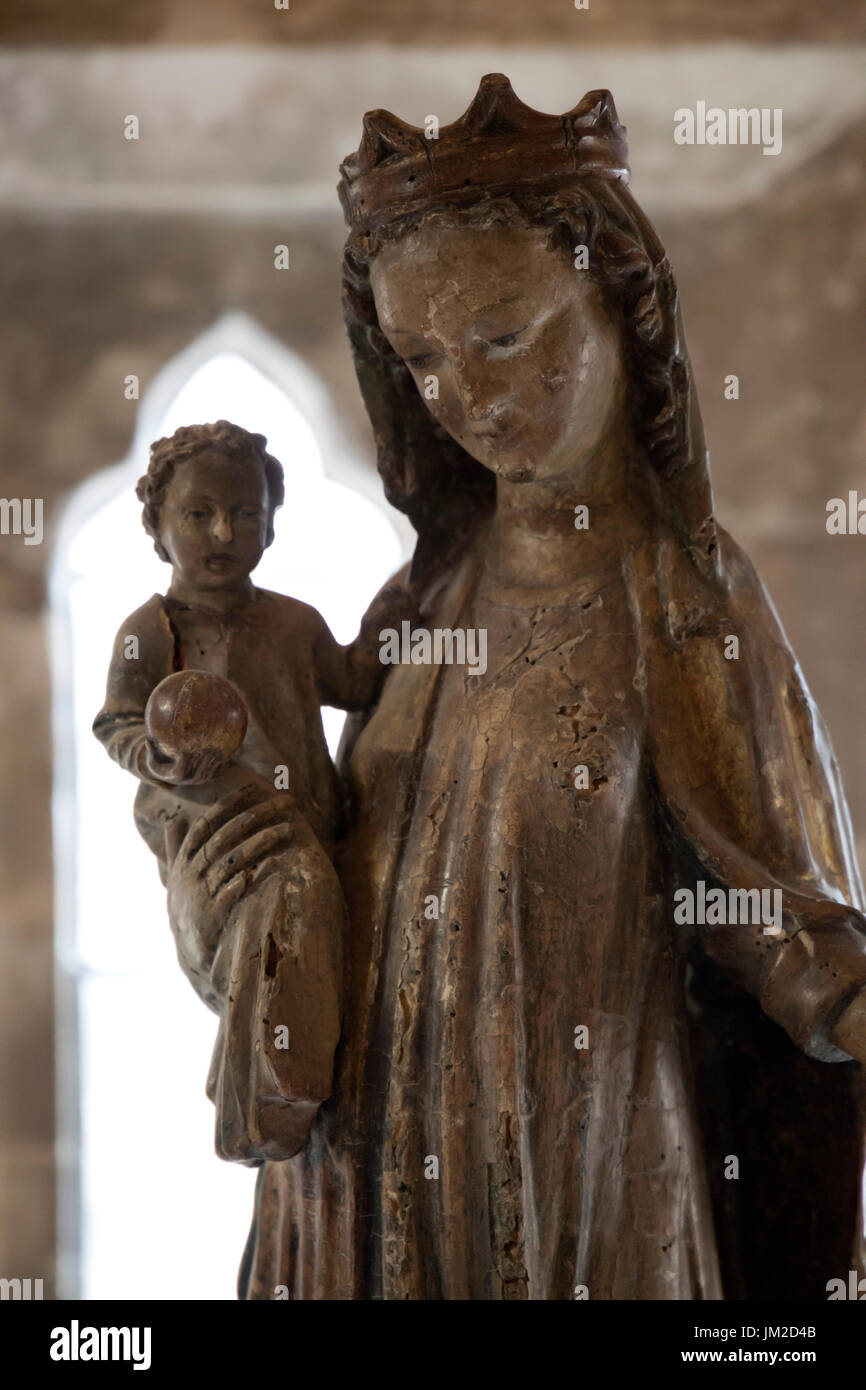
[204,823,293,895]
[188,752,229,785]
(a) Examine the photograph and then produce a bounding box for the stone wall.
[2,0,864,45]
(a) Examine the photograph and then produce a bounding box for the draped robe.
[237,522,866,1300]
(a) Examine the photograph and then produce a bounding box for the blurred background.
[1,1,865,1300]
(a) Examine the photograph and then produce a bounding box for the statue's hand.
[163,784,295,1001]
[829,989,866,1065]
[360,579,421,637]
[149,740,229,786]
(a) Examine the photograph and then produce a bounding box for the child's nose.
[211,512,234,543]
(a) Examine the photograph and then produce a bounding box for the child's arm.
[312,577,417,712]
[92,596,220,786]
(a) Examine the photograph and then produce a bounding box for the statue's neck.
[481,437,640,589]
[166,574,255,617]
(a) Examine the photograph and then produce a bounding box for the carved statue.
[93,420,405,1160]
[96,78,866,1301]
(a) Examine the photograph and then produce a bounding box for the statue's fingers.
[247,855,287,892]
[191,752,229,786]
[206,824,294,893]
[163,814,187,866]
[191,798,289,877]
[182,785,273,867]
[214,870,248,915]
[184,815,213,869]
[204,823,293,895]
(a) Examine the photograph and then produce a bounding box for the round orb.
[145,670,248,761]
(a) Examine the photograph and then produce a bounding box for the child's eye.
[237,508,262,520]
[185,510,207,521]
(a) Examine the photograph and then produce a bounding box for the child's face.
[158,451,271,591]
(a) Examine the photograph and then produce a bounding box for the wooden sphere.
[145,670,248,761]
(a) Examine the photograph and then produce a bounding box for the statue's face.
[370,219,625,484]
[157,451,270,590]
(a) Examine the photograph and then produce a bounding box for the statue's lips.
[204,554,241,572]
[471,422,524,451]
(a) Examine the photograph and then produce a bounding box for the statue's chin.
[468,450,536,484]
[500,463,534,484]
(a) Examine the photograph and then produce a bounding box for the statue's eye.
[405,350,437,368]
[489,324,528,348]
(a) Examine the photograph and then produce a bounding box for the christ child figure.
[93,419,405,1163]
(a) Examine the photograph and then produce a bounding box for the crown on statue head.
[338,74,630,233]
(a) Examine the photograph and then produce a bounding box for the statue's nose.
[211,512,233,543]
[465,396,512,433]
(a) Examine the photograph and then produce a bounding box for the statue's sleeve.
[311,608,382,712]
[637,530,866,1063]
[315,562,413,713]
[91,594,179,785]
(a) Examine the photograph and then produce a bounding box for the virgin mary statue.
[169,77,866,1300]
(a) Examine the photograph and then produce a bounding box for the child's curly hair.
[136,420,286,561]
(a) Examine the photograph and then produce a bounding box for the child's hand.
[178,750,231,785]
[146,738,228,786]
[144,671,248,785]
[360,581,420,638]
